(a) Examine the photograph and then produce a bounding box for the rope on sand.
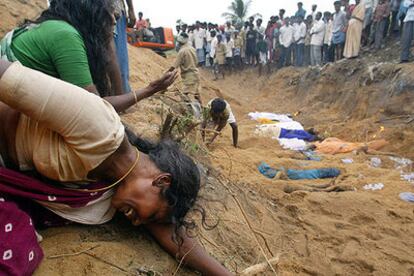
[172,243,196,276]
[48,245,130,274]
[47,245,100,259]
[232,195,278,276]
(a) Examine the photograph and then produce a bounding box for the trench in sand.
[34,46,414,276]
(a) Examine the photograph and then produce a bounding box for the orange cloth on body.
[314,137,388,154]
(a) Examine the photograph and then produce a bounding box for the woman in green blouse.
[2,0,175,112]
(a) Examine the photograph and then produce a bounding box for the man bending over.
[202,98,238,147]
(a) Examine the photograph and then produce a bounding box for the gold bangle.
[133,92,138,107]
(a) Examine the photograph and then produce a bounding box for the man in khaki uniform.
[172,33,202,105]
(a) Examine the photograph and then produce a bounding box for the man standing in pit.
[172,33,202,106]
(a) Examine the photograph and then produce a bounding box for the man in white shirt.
[332,1,348,61]
[311,4,318,20]
[400,0,414,62]
[278,17,295,67]
[225,34,235,71]
[205,25,213,67]
[323,12,334,63]
[188,25,194,49]
[279,9,286,24]
[202,98,238,148]
[293,16,307,66]
[256,18,266,36]
[209,30,218,67]
[310,12,326,66]
[224,21,236,38]
[192,21,207,66]
[240,21,250,60]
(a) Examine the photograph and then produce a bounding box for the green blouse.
[11,20,93,88]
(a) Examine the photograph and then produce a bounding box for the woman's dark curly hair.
[125,129,211,245]
[28,0,115,95]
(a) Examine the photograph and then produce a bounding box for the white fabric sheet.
[248,112,293,122]
[276,138,308,151]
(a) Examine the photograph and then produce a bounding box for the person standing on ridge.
[172,33,202,106]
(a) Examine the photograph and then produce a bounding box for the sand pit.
[31,46,414,275]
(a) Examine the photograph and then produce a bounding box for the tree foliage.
[222,0,255,24]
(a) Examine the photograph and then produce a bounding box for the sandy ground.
[33,46,414,275]
[193,66,414,276]
[0,0,45,36]
[1,4,413,274]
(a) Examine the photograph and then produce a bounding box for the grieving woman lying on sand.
[1,0,172,113]
[0,60,231,275]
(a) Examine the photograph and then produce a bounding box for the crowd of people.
[176,0,414,76]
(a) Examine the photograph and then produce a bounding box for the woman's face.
[111,168,171,226]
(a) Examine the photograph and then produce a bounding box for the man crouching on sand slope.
[202,98,239,148]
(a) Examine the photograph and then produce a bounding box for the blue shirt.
[295,8,307,19]
[403,0,414,22]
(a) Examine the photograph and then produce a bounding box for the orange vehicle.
[127,27,175,54]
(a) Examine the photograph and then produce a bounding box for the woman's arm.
[84,69,178,113]
[106,69,178,112]
[145,223,233,276]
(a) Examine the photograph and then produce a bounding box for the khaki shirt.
[215,43,227,65]
[175,43,199,78]
[234,36,244,49]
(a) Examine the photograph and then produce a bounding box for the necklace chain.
[65,148,140,194]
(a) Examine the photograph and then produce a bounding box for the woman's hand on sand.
[147,69,178,96]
